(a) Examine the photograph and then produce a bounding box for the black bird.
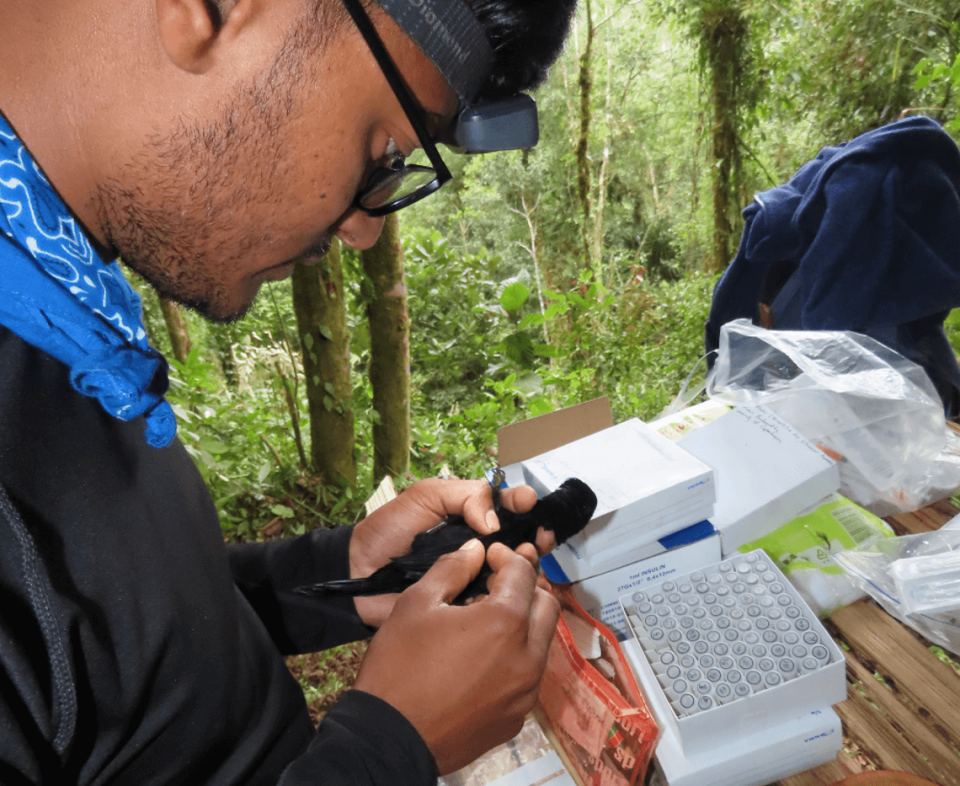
[295,477,597,604]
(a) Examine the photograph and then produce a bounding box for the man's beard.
[92,18,325,323]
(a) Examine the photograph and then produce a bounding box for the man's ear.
[156,0,219,74]
[156,0,257,74]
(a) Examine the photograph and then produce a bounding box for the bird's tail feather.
[294,566,404,598]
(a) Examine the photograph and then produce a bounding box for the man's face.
[95,3,457,322]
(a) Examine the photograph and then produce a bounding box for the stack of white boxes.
[497,397,849,785]
[519,417,716,581]
[619,550,845,785]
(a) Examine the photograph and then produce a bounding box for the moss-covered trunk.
[362,213,410,483]
[158,296,191,364]
[702,4,746,275]
[292,240,356,488]
[575,0,595,272]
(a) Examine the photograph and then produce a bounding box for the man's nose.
[333,208,386,250]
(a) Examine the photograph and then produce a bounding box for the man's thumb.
[416,539,485,605]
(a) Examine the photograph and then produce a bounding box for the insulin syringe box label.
[619,549,845,756]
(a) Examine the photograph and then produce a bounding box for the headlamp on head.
[376,0,539,154]
[441,94,539,154]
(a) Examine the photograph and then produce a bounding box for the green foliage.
[913,49,960,130]
[944,308,960,355]
[404,227,502,415]
[166,346,302,540]
[405,242,717,481]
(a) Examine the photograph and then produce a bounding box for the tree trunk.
[158,296,191,364]
[575,0,595,273]
[701,3,745,275]
[361,213,411,483]
[291,241,356,488]
[212,327,242,389]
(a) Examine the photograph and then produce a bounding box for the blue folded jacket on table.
[705,116,960,418]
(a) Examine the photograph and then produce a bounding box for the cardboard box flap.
[497,396,614,466]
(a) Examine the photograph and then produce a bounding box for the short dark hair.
[465,0,577,100]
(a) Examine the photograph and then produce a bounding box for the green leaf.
[543,289,567,303]
[198,438,230,455]
[324,382,336,396]
[503,331,535,368]
[528,397,555,417]
[323,395,333,411]
[303,333,314,351]
[515,373,543,395]
[499,282,530,314]
[518,313,546,329]
[318,324,333,340]
[312,375,321,387]
[534,343,564,358]
[270,504,294,519]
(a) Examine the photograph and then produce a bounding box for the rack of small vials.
[619,550,845,754]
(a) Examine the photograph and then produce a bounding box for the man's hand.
[349,478,555,627]
[353,539,560,774]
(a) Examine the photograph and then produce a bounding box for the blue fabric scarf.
[0,114,176,448]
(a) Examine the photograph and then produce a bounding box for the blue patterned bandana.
[0,114,175,448]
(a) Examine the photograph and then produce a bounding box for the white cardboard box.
[652,707,842,786]
[557,529,721,641]
[648,400,732,442]
[678,405,840,556]
[619,550,846,757]
[625,633,841,786]
[517,419,715,581]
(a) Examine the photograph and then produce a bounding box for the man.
[0,0,575,782]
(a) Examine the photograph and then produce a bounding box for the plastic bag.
[738,492,895,617]
[706,319,960,516]
[832,517,960,656]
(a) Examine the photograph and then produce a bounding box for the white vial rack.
[620,550,845,756]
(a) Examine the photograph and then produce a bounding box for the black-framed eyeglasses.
[340,0,453,217]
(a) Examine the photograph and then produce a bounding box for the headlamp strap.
[376,0,494,103]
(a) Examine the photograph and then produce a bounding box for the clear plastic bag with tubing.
[832,518,960,656]
[705,319,960,516]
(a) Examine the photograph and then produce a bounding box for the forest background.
[130,0,960,714]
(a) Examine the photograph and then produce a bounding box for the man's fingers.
[462,483,538,536]
[514,542,540,572]
[411,538,486,605]
[483,542,538,608]
[484,544,559,677]
[528,587,561,661]
[534,526,557,557]
[500,485,537,514]
[401,477,540,539]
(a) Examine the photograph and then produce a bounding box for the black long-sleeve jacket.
[0,326,436,785]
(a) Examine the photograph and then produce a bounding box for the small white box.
[619,550,846,757]
[521,419,715,581]
[679,405,840,555]
[555,528,721,641]
[625,633,841,786]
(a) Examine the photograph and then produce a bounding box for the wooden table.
[779,497,960,786]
